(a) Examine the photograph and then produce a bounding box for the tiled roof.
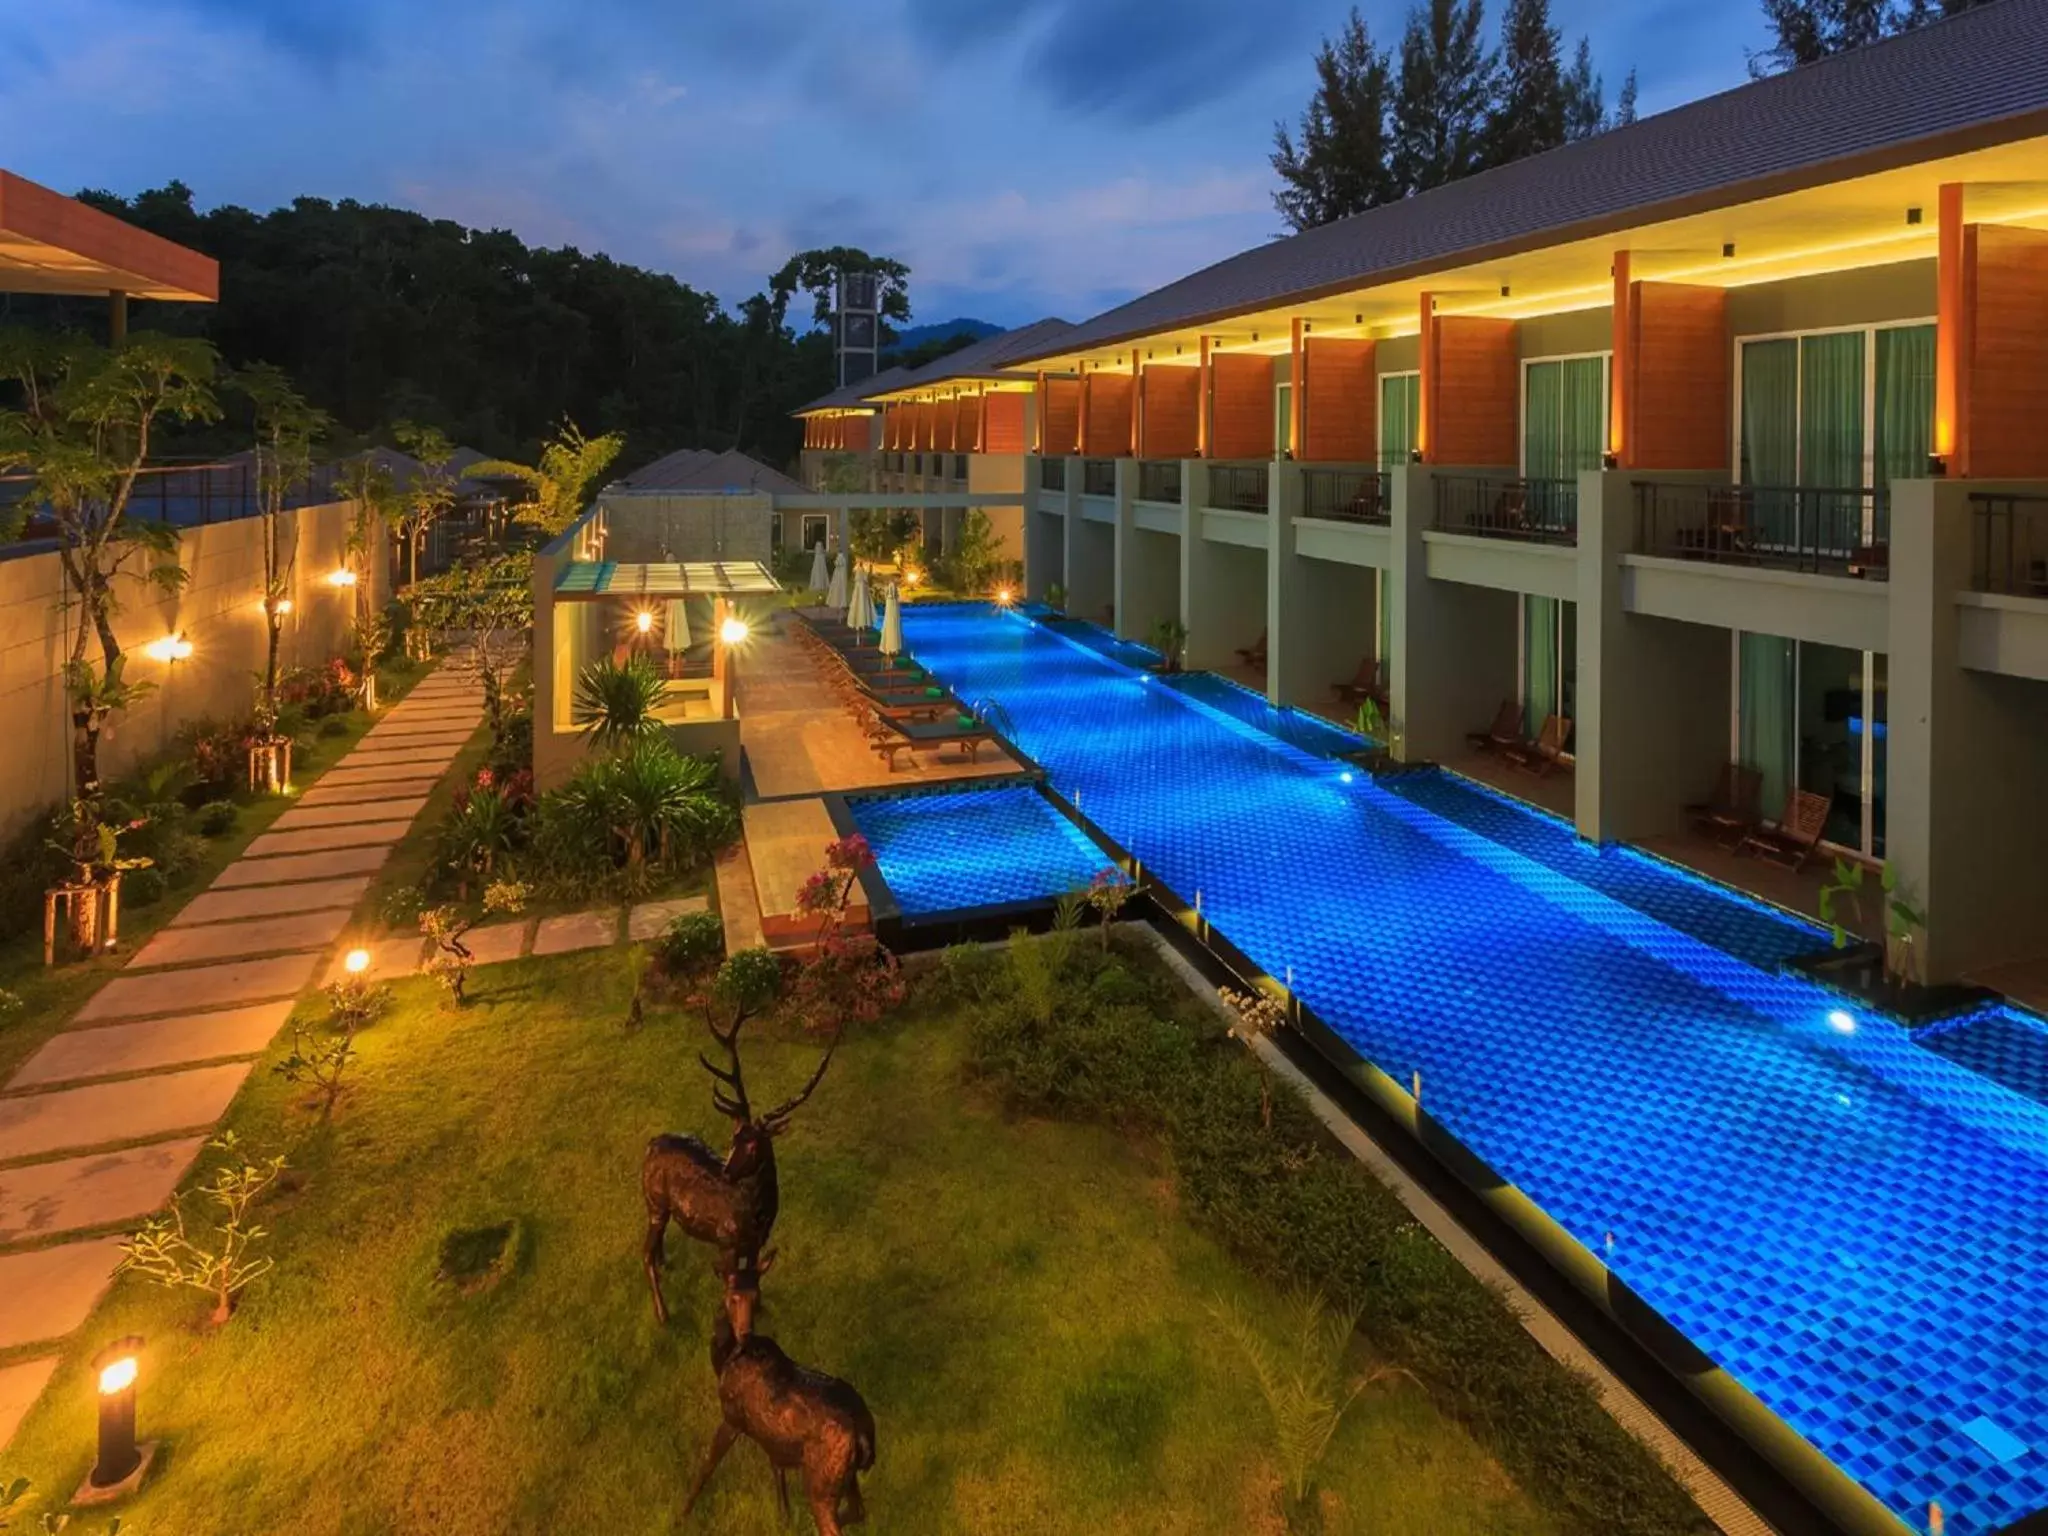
[790,319,1076,417]
[796,366,912,415]
[614,447,809,496]
[1010,0,2048,361]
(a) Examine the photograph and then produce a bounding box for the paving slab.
[125,908,352,970]
[322,934,426,986]
[242,821,414,859]
[74,953,319,1024]
[366,718,479,737]
[462,921,529,967]
[13,1004,294,1089]
[0,1237,128,1350]
[311,761,455,788]
[628,896,710,942]
[270,796,427,831]
[0,1063,253,1163]
[0,1356,58,1451]
[174,876,370,925]
[338,745,461,768]
[211,845,390,888]
[295,778,450,809]
[531,909,620,956]
[0,1135,208,1244]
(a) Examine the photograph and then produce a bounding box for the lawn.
[2,943,1561,1535]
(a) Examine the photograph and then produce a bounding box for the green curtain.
[1376,568,1393,670]
[1741,339,1799,544]
[1379,374,1419,470]
[1874,325,1935,538]
[1558,600,1578,726]
[1802,331,1866,555]
[1560,357,1606,474]
[1524,362,1565,478]
[1740,633,1796,816]
[1523,596,1558,735]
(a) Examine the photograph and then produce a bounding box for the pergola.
[0,169,218,336]
[552,558,781,723]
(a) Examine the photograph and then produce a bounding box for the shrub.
[657,909,725,979]
[118,1131,286,1327]
[319,715,350,739]
[196,800,239,838]
[438,786,519,898]
[123,866,168,907]
[571,655,671,750]
[528,740,737,896]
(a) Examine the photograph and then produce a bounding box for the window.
[1736,632,1887,857]
[801,514,828,550]
[1520,596,1577,744]
[1522,356,1608,478]
[1378,372,1420,470]
[1275,383,1295,458]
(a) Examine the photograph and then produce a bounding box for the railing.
[1039,457,1067,493]
[1635,482,1888,579]
[1302,468,1389,525]
[1432,476,1577,545]
[952,454,968,481]
[1137,460,1182,504]
[1,457,348,539]
[1206,463,1269,514]
[1081,459,1117,497]
[1971,493,2048,596]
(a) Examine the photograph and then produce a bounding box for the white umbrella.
[664,598,691,653]
[826,552,848,610]
[848,567,875,632]
[808,542,829,595]
[879,583,903,656]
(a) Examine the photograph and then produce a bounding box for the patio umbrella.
[807,542,829,595]
[848,566,875,633]
[879,583,903,656]
[664,598,691,653]
[826,552,848,610]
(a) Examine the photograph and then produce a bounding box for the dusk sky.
[2,0,1775,331]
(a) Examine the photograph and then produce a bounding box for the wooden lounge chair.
[1686,763,1764,846]
[846,673,959,720]
[1504,714,1571,776]
[1735,788,1832,870]
[1235,629,1268,667]
[1334,657,1386,707]
[1466,700,1522,754]
[866,711,996,771]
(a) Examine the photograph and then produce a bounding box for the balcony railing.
[1302,468,1389,525]
[1635,482,1888,579]
[1206,463,1270,514]
[1433,475,1577,545]
[1971,493,2048,596]
[1039,457,1066,493]
[1081,459,1117,497]
[952,454,968,481]
[1137,460,1182,504]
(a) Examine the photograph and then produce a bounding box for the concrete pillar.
[1574,471,1732,843]
[1266,461,1305,706]
[1066,502,1115,627]
[1022,456,1064,600]
[1387,465,1517,762]
[1180,463,1266,672]
[1888,478,2048,982]
[1114,461,1180,646]
[1288,557,1378,716]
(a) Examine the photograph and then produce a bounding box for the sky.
[0,0,1775,331]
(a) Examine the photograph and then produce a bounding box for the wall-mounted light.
[635,610,654,635]
[327,567,358,588]
[1927,453,1948,477]
[719,616,751,647]
[143,634,192,663]
[1906,206,1923,226]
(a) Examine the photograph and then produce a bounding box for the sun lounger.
[1504,714,1571,776]
[1686,763,1764,846]
[1334,657,1386,707]
[1466,700,1522,753]
[1235,628,1268,668]
[1735,788,1832,870]
[863,710,996,770]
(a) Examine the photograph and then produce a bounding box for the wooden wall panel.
[1082,373,1135,458]
[1624,284,1729,471]
[954,395,980,453]
[1962,223,2048,478]
[1427,316,1517,468]
[984,393,1028,454]
[1208,353,1274,460]
[1301,337,1376,463]
[1140,365,1200,459]
[1041,377,1081,456]
[916,402,937,451]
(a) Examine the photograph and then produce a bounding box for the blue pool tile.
[849,785,1111,918]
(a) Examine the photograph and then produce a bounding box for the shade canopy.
[826,552,847,609]
[879,583,903,656]
[664,598,691,652]
[848,566,875,631]
[808,542,829,593]
[553,559,780,600]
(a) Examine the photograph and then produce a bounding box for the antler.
[760,1027,841,1133]
[699,1014,751,1123]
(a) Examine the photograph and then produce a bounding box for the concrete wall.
[0,501,377,839]
[1725,257,1935,337]
[596,492,775,563]
[1518,307,1612,360]
[1388,467,1518,761]
[968,453,1027,565]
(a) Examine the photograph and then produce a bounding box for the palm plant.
[546,740,734,882]
[439,787,518,899]
[572,655,671,751]
[465,420,623,538]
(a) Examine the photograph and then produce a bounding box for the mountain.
[887,318,1001,352]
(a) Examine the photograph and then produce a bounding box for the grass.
[1,948,1560,1535]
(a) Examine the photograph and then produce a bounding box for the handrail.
[1205,463,1269,514]
[1137,460,1182,504]
[1081,459,1117,497]
[1039,457,1066,493]
[1969,492,2048,597]
[1635,481,1888,580]
[1302,467,1389,525]
[1433,475,1577,545]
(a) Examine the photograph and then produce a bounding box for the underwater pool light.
[1827,1009,1857,1034]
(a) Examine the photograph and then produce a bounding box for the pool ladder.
[970,697,1018,739]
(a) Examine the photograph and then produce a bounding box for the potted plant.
[1818,858,1929,1001]
[1149,617,1188,674]
[1043,581,1066,614]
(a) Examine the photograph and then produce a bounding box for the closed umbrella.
[664,598,691,653]
[826,552,847,610]
[848,566,875,633]
[879,582,903,656]
[807,542,829,596]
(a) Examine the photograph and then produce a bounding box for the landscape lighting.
[719,616,750,646]
[143,634,193,663]
[85,1337,146,1494]
[344,948,371,975]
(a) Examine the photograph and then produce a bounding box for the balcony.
[1433,475,1577,546]
[1081,459,1117,498]
[1302,468,1389,525]
[1039,457,1066,493]
[1137,460,1182,504]
[1635,483,1888,580]
[952,454,968,482]
[1971,493,2048,596]
[1206,463,1269,514]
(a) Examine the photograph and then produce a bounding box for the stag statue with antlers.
[685,1256,876,1533]
[641,952,840,1325]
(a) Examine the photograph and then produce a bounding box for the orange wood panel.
[0,169,219,301]
[1289,319,1305,457]
[1937,182,1964,464]
[1609,251,1632,462]
[917,401,937,451]
[938,397,958,453]
[1207,353,1274,460]
[1625,283,1728,471]
[984,392,1028,453]
[954,394,980,453]
[1429,316,1518,468]
[1082,373,1134,458]
[1041,377,1081,457]
[1139,366,1200,459]
[1963,223,2048,478]
[1418,293,1438,460]
[1197,337,1213,455]
[1300,337,1376,463]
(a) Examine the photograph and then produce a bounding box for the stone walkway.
[0,671,489,1446]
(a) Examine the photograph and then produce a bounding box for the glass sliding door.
[1801,331,1865,557]
[1738,632,1889,856]
[1874,324,1935,549]
[1524,356,1605,526]
[1796,640,1865,848]
[1520,596,1577,740]
[1739,338,1800,545]
[1379,373,1420,470]
[1739,633,1796,818]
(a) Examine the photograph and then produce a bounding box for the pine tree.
[1271,8,1399,231]
[1613,67,1639,127]
[1748,0,1991,76]
[1562,37,1606,141]
[1489,0,1568,165]
[1391,0,1495,195]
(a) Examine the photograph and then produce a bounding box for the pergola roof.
[0,170,218,301]
[554,560,781,600]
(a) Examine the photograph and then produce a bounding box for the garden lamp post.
[76,1335,155,1503]
[717,610,750,721]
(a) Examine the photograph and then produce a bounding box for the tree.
[1487,0,1567,166]
[1561,38,1606,141]
[848,506,919,570]
[1746,0,1988,74]
[333,449,398,633]
[1613,67,1639,127]
[939,507,1006,595]
[1271,8,1399,232]
[767,248,912,335]
[235,362,331,734]
[405,553,533,738]
[0,328,220,819]
[467,419,623,538]
[1391,0,1496,196]
[391,420,456,586]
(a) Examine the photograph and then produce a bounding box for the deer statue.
[684,1257,876,1533]
[641,1012,839,1325]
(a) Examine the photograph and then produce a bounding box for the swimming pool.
[848,784,1111,919]
[885,600,2048,1536]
